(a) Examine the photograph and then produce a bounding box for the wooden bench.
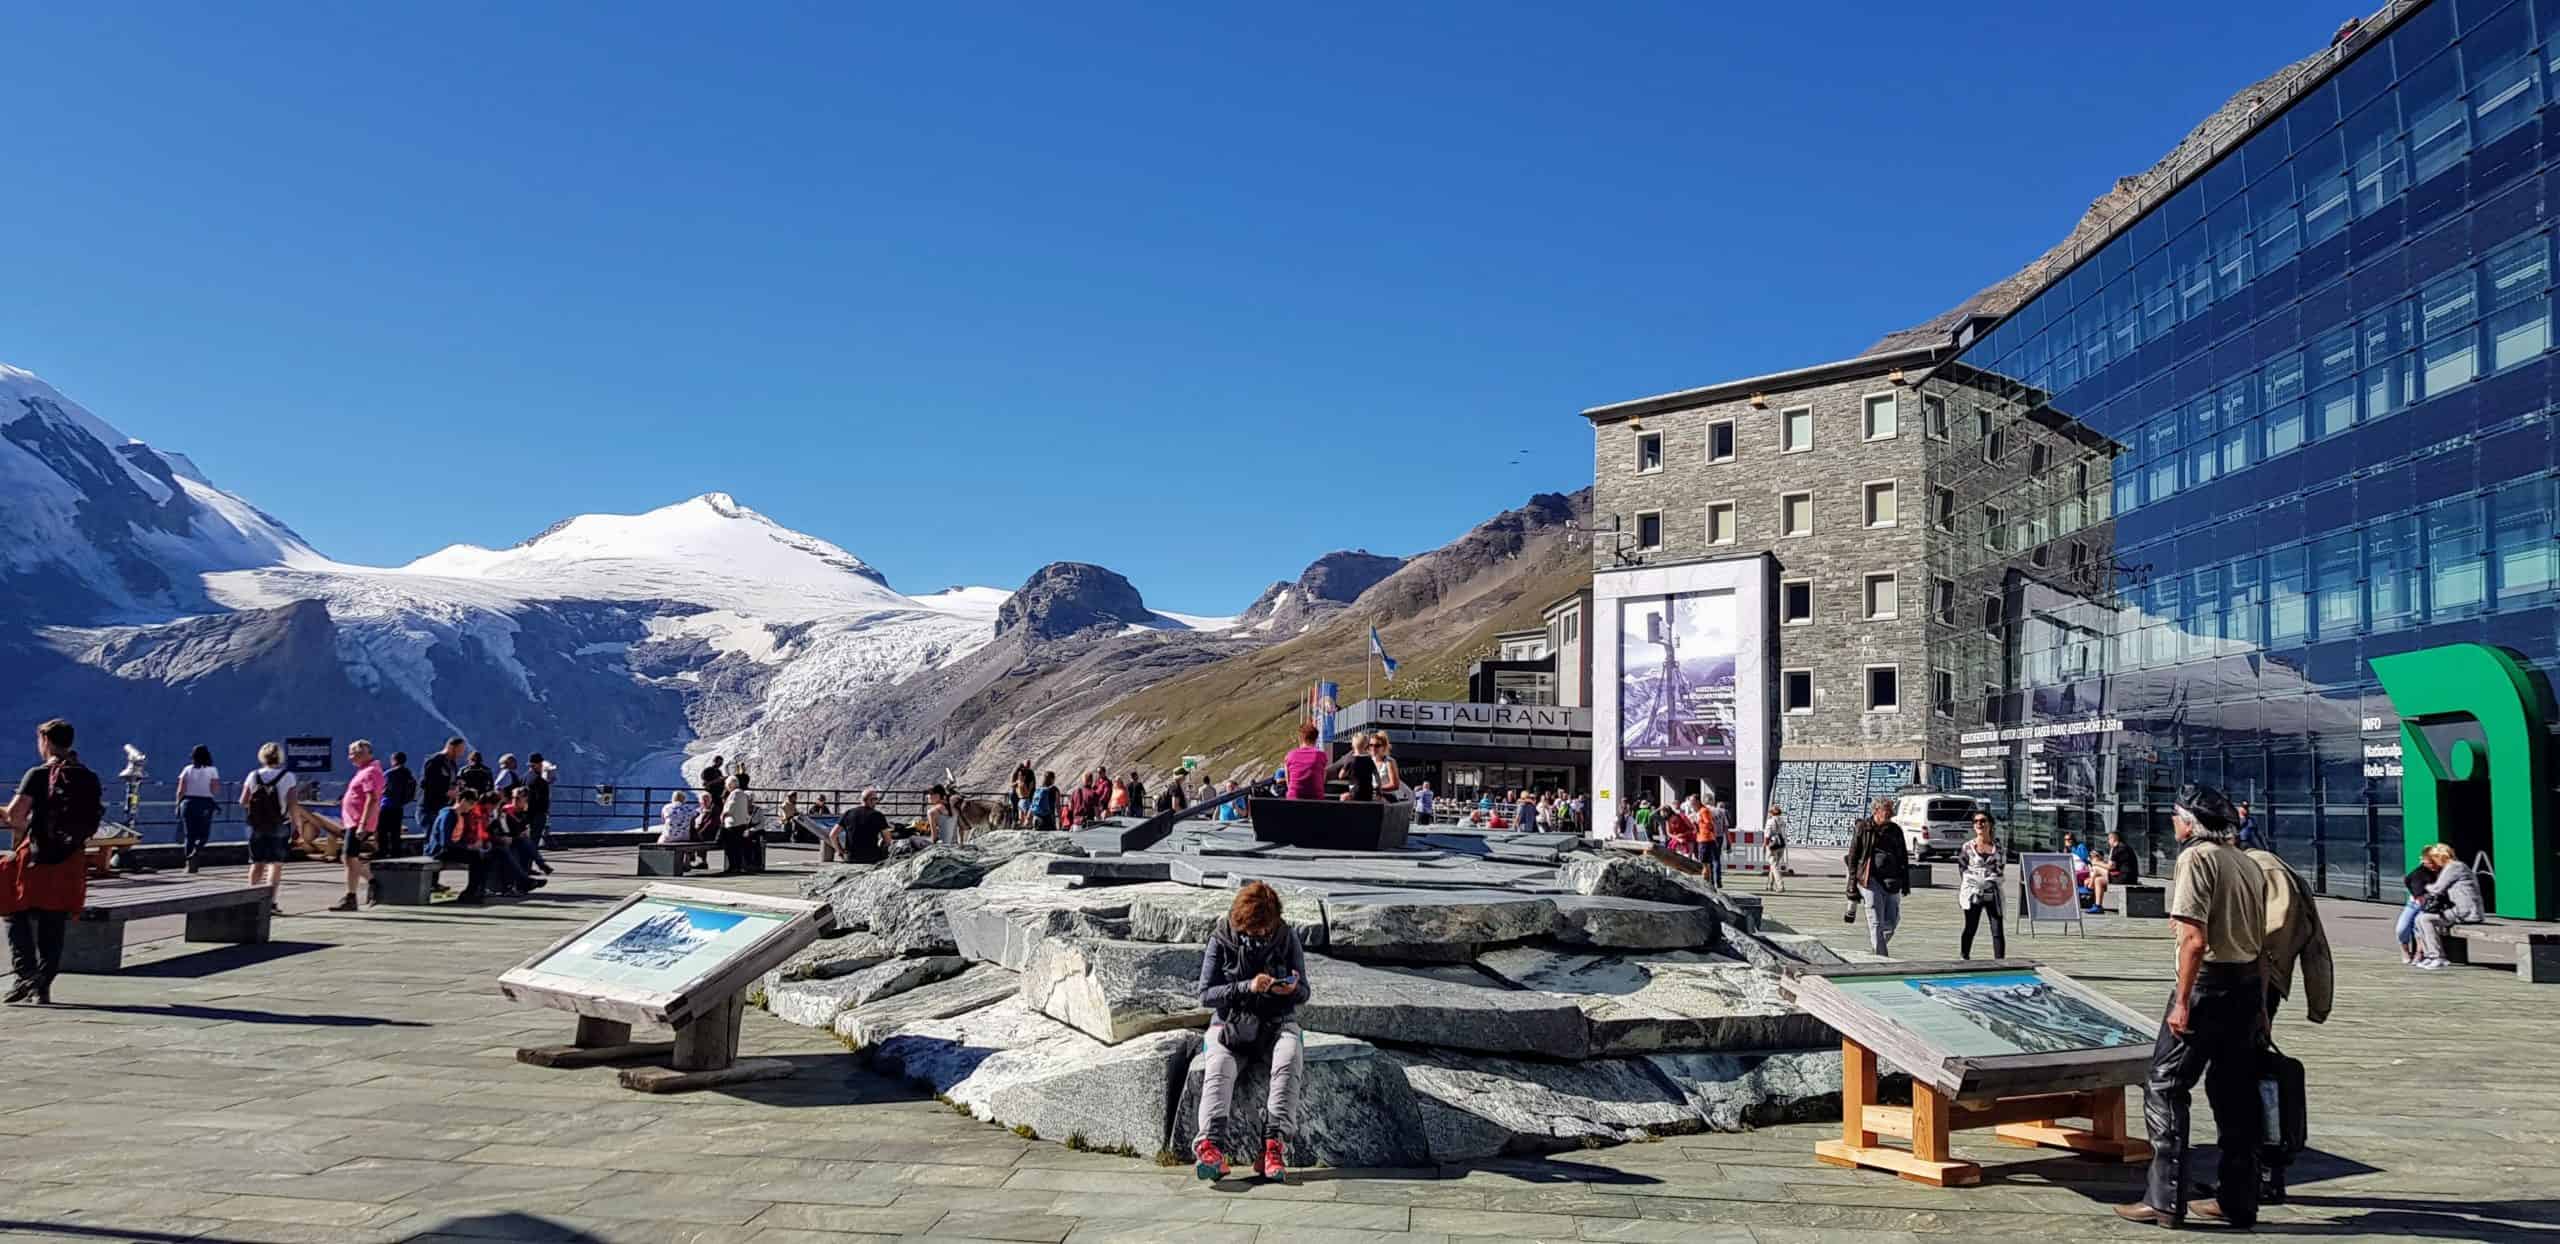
[2444,921,2560,983]
[84,834,141,878]
[67,880,272,973]
[639,841,720,877]
[2121,884,2167,918]
[373,856,442,906]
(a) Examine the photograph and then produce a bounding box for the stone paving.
[0,845,2551,1243]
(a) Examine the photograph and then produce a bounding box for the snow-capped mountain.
[0,362,1254,786]
[2,363,320,624]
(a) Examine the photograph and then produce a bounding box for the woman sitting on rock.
[1193,879,1311,1184]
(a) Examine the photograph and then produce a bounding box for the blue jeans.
[179,796,218,859]
[2394,897,2423,948]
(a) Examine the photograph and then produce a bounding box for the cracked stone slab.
[1019,937,1207,1044]
[944,881,1190,971]
[1318,890,1559,956]
[1475,947,1831,1056]
[802,848,992,934]
[758,932,895,993]
[1297,953,1590,1059]
[872,995,1196,1156]
[833,963,1023,1047]
[764,955,968,1029]
[1169,1031,1432,1169]
[1646,1049,1854,1131]
[1123,887,1326,948]
[1386,1049,1697,1162]
[1549,894,1718,951]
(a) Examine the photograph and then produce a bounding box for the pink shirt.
[1283,746,1328,800]
[342,761,385,831]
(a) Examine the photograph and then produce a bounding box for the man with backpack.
[2,718,104,1005]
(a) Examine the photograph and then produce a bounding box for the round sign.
[2028,861,2076,908]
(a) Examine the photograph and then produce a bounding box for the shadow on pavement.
[0,1213,614,1244]
[2266,1195,2560,1239]
[112,941,328,977]
[44,1000,431,1027]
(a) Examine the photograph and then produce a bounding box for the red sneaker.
[1259,1138,1286,1181]
[1191,1137,1225,1181]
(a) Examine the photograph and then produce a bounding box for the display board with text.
[500,883,826,1028]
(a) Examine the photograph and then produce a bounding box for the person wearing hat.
[2118,784,2266,1230]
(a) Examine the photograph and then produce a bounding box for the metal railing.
[103,780,1012,846]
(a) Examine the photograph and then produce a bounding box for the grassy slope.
[1106,545,1591,776]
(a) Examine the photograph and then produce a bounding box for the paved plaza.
[0,846,2550,1244]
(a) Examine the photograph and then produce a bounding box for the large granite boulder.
[804,847,993,933]
[758,931,894,992]
[1475,947,1829,1056]
[1124,888,1327,947]
[1559,852,1762,934]
[1550,894,1717,951]
[1020,938,1206,1044]
[764,955,967,1029]
[964,829,1082,862]
[864,993,1060,1094]
[1647,1049,1853,1132]
[978,852,1078,888]
[870,887,962,956]
[1297,953,1590,1058]
[1318,890,1559,962]
[946,881,1186,970]
[1169,1031,1432,1169]
[869,992,1193,1156]
[1388,1050,1697,1162]
[834,964,1022,1047]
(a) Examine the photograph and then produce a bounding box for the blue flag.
[1369,626,1398,680]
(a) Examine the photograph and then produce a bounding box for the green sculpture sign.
[2372,642,2552,921]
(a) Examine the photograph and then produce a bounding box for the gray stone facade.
[1588,350,1939,768]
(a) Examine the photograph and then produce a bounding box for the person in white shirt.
[174,745,223,874]
[238,742,298,914]
[659,791,699,844]
[717,768,757,875]
[1762,806,1789,892]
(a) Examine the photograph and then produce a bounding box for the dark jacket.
[420,753,457,812]
[526,774,552,827]
[458,761,494,796]
[1845,815,1909,895]
[1196,917,1312,1029]
[383,763,418,810]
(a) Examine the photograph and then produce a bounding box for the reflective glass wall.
[1924,0,2560,903]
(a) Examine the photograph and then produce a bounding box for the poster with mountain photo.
[1619,591,1739,760]
[532,897,786,993]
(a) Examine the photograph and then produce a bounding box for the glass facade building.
[1918,0,2560,905]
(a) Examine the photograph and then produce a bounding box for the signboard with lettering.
[2018,852,2084,931]
[284,737,334,775]
[1361,700,1590,733]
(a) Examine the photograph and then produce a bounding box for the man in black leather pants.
[2118,785,2265,1230]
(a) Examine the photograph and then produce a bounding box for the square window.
[1932,668,1954,716]
[1781,580,1812,624]
[1863,393,1899,440]
[1923,393,1948,440]
[1782,669,1814,713]
[1707,420,1736,463]
[1933,486,1956,530]
[1635,511,1662,550]
[1780,492,1812,536]
[1863,480,1898,528]
[1863,572,1898,620]
[1781,406,1813,453]
[1865,665,1900,712]
[1706,501,1736,545]
[1636,433,1663,473]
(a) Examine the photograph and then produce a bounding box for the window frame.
[1983,502,2008,552]
[1781,668,1815,715]
[1779,405,1814,455]
[1862,391,1900,442]
[1705,419,1737,464]
[1705,499,1737,546]
[1780,578,1813,625]
[1863,663,1901,713]
[1633,509,1663,551]
[1863,571,1899,621]
[1923,392,1948,441]
[1862,478,1900,529]
[1932,667,1955,717]
[1780,490,1814,538]
[1635,432,1664,475]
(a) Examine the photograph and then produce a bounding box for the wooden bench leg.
[619,990,794,1094]
[185,902,272,945]
[60,920,126,974]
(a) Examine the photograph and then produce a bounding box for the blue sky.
[2,0,2342,613]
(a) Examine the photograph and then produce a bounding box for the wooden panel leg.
[1841,1038,1877,1149]
[1912,1084,1951,1164]
[672,992,745,1072]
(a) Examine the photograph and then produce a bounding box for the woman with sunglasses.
[1957,811,2007,960]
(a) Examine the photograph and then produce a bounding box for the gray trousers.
[1862,884,1902,956]
[1196,1021,1305,1145]
[2415,911,2474,962]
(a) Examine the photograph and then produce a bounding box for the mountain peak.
[995,562,1153,643]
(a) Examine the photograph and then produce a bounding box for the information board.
[2019,852,2084,928]
[1781,959,2158,1102]
[284,737,334,774]
[1829,969,2151,1057]
[500,883,825,1028]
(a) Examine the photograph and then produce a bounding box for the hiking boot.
[1191,1137,1225,1181]
[2112,1202,2183,1228]
[1258,1138,1286,1181]
[327,895,358,913]
[3,978,35,1005]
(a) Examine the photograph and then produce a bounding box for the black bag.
[244,772,286,832]
[2259,1045,2308,1158]
[31,760,103,866]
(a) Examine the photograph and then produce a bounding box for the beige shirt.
[2169,838,2266,964]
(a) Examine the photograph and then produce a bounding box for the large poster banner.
[1618,591,1739,760]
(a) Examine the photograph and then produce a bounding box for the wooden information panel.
[1779,960,2157,1186]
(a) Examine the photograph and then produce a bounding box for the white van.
[1892,791,1982,861]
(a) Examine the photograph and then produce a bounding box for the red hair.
[1229,880,1283,937]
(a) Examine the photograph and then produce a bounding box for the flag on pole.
[1369,626,1399,681]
